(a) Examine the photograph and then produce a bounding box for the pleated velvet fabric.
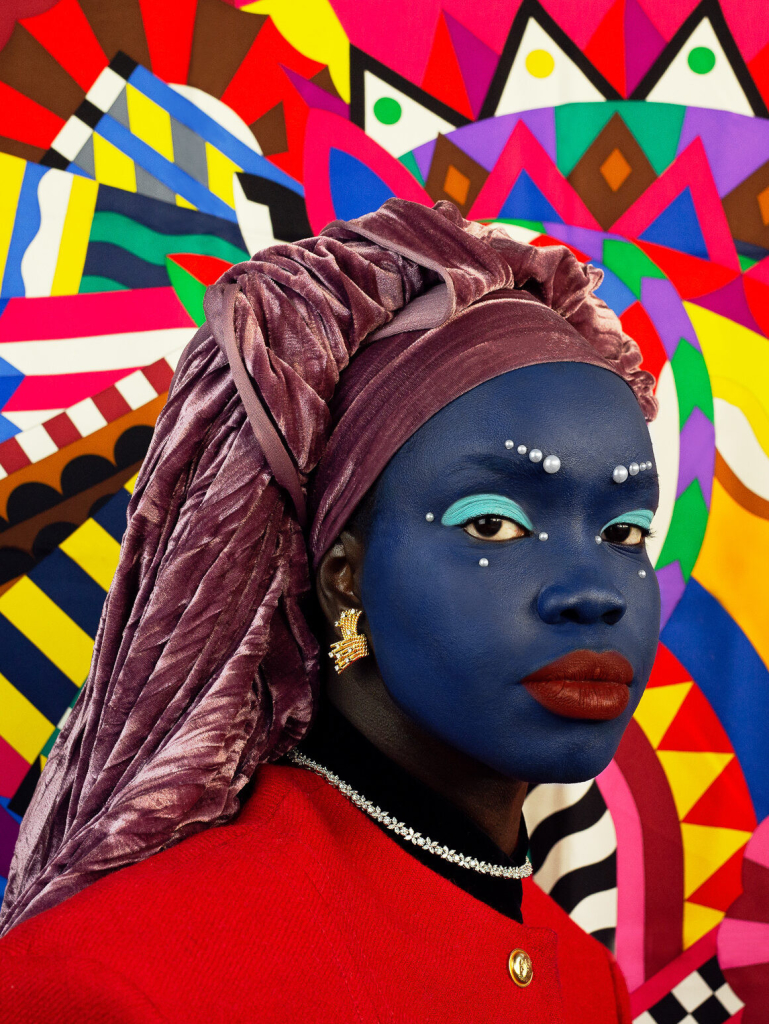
[0,199,656,935]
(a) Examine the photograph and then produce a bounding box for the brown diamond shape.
[568,113,657,230]
[723,160,769,250]
[425,134,488,216]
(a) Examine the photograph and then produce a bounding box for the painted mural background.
[0,0,767,1019]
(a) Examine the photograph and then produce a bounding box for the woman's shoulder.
[4,764,344,939]
[0,765,375,1023]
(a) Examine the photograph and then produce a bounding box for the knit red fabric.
[0,765,630,1024]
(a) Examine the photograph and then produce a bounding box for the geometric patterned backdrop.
[1,2,768,1021]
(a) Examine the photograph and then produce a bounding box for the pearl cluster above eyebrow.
[612,460,654,483]
[504,440,561,474]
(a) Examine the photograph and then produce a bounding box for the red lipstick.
[521,650,633,721]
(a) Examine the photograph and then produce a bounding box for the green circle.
[688,46,716,74]
[373,96,402,125]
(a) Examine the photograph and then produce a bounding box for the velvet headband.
[0,199,655,935]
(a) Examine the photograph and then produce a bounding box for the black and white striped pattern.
[523,780,618,949]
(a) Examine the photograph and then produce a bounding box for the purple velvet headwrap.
[0,200,656,934]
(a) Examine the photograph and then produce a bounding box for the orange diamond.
[758,185,769,226]
[443,164,471,206]
[599,148,632,192]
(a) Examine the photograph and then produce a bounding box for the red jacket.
[0,764,630,1023]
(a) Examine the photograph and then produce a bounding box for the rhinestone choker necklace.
[288,750,533,880]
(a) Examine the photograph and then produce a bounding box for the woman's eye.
[463,516,527,541]
[602,523,646,546]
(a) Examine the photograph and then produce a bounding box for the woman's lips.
[521,650,634,721]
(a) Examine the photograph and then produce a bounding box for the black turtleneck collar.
[296,701,529,923]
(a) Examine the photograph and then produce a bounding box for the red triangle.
[647,641,689,688]
[636,241,739,300]
[658,685,734,753]
[167,253,233,284]
[684,757,758,832]
[620,301,667,385]
[687,847,747,912]
[584,0,626,96]
[421,13,474,120]
[749,42,769,109]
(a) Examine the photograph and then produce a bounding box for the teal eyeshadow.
[601,509,654,532]
[441,494,534,532]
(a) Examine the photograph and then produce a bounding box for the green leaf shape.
[671,339,714,426]
[166,259,207,326]
[655,480,709,579]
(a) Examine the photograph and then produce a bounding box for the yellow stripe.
[0,671,54,763]
[0,153,27,287]
[93,133,137,192]
[176,194,197,210]
[50,174,99,296]
[0,578,94,686]
[205,142,239,209]
[126,83,174,162]
[60,519,121,592]
[125,473,139,494]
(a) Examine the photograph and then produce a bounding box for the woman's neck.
[326,675,527,856]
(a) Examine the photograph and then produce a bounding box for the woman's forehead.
[403,363,649,457]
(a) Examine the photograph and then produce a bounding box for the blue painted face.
[358,362,661,784]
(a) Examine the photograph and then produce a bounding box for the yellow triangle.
[657,751,734,819]
[681,823,753,897]
[683,901,725,948]
[633,682,692,748]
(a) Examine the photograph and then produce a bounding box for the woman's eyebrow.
[444,453,530,481]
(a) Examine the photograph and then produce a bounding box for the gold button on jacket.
[508,949,534,987]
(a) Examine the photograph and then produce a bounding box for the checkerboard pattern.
[633,956,744,1024]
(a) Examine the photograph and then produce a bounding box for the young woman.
[0,199,658,1023]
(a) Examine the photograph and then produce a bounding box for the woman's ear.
[315,528,366,629]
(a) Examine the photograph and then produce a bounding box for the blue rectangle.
[30,549,106,639]
[128,64,304,197]
[93,489,130,543]
[0,615,78,724]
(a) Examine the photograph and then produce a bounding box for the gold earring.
[329,609,369,674]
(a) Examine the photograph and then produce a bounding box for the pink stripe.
[630,929,718,1017]
[2,368,138,412]
[597,759,646,991]
[718,919,769,970]
[0,287,193,342]
[744,818,769,870]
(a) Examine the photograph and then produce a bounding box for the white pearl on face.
[543,455,561,474]
[613,465,629,484]
[479,557,489,567]
[529,449,543,463]
[538,532,548,541]
[595,536,602,544]
[638,569,647,578]
[629,462,640,476]
[505,439,514,449]
[425,512,434,522]
[517,445,527,455]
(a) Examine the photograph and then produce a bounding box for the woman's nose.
[536,581,627,626]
